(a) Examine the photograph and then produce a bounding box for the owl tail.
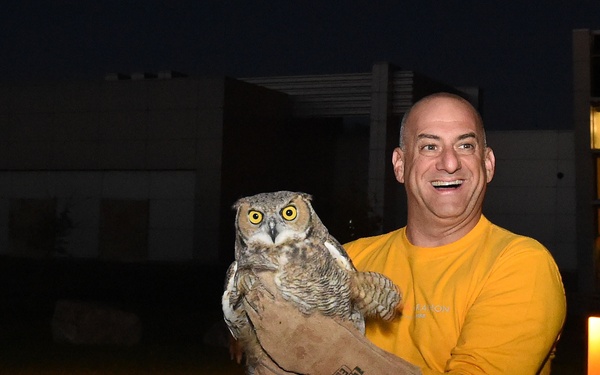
[351,271,402,321]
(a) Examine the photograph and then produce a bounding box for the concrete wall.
[0,170,196,261]
[0,77,292,263]
[0,78,224,170]
[485,130,576,271]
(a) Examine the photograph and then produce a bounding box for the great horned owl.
[222,191,401,374]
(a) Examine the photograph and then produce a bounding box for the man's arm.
[243,277,421,375]
[444,245,566,374]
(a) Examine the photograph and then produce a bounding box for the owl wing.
[222,261,247,339]
[321,235,367,333]
[324,235,401,322]
[222,260,272,373]
[323,234,356,272]
[351,271,402,321]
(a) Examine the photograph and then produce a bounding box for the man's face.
[393,97,495,224]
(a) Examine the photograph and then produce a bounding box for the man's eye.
[458,143,475,150]
[421,144,437,151]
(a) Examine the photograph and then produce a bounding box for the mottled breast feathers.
[222,191,402,374]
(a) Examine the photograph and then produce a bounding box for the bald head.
[399,93,485,150]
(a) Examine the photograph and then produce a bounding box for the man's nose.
[436,148,461,173]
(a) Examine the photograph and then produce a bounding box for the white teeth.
[432,180,463,187]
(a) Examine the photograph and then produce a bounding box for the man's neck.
[405,214,481,247]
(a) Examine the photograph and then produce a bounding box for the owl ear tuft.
[233,197,249,210]
[298,192,312,202]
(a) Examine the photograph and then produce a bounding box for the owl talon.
[229,334,245,364]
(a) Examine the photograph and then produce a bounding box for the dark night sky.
[2,1,600,131]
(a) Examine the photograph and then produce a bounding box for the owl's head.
[233,191,323,246]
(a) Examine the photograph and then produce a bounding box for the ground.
[0,256,585,374]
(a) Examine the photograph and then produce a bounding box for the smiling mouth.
[432,180,464,189]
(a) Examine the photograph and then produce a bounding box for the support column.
[368,62,393,234]
[573,29,596,303]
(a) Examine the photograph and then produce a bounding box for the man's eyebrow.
[458,132,477,141]
[416,133,440,141]
[416,132,477,141]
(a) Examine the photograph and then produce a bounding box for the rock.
[51,299,142,346]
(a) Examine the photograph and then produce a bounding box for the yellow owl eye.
[248,210,263,224]
[281,205,297,221]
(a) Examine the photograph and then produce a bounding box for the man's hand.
[243,274,421,375]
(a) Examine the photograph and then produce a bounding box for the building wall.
[484,130,576,271]
[0,77,221,261]
[0,170,196,261]
[0,76,578,272]
[0,76,292,263]
[217,78,292,263]
[0,78,223,170]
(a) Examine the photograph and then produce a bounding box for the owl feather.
[222,191,402,375]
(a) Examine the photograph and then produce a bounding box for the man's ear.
[484,147,496,183]
[392,147,405,183]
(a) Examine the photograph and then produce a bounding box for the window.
[98,199,149,261]
[8,198,58,257]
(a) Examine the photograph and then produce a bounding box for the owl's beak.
[267,219,278,243]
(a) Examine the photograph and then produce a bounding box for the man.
[244,92,566,374]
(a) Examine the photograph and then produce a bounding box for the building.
[0,63,576,278]
[0,62,459,264]
[573,28,600,306]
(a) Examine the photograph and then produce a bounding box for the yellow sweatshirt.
[345,215,566,375]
